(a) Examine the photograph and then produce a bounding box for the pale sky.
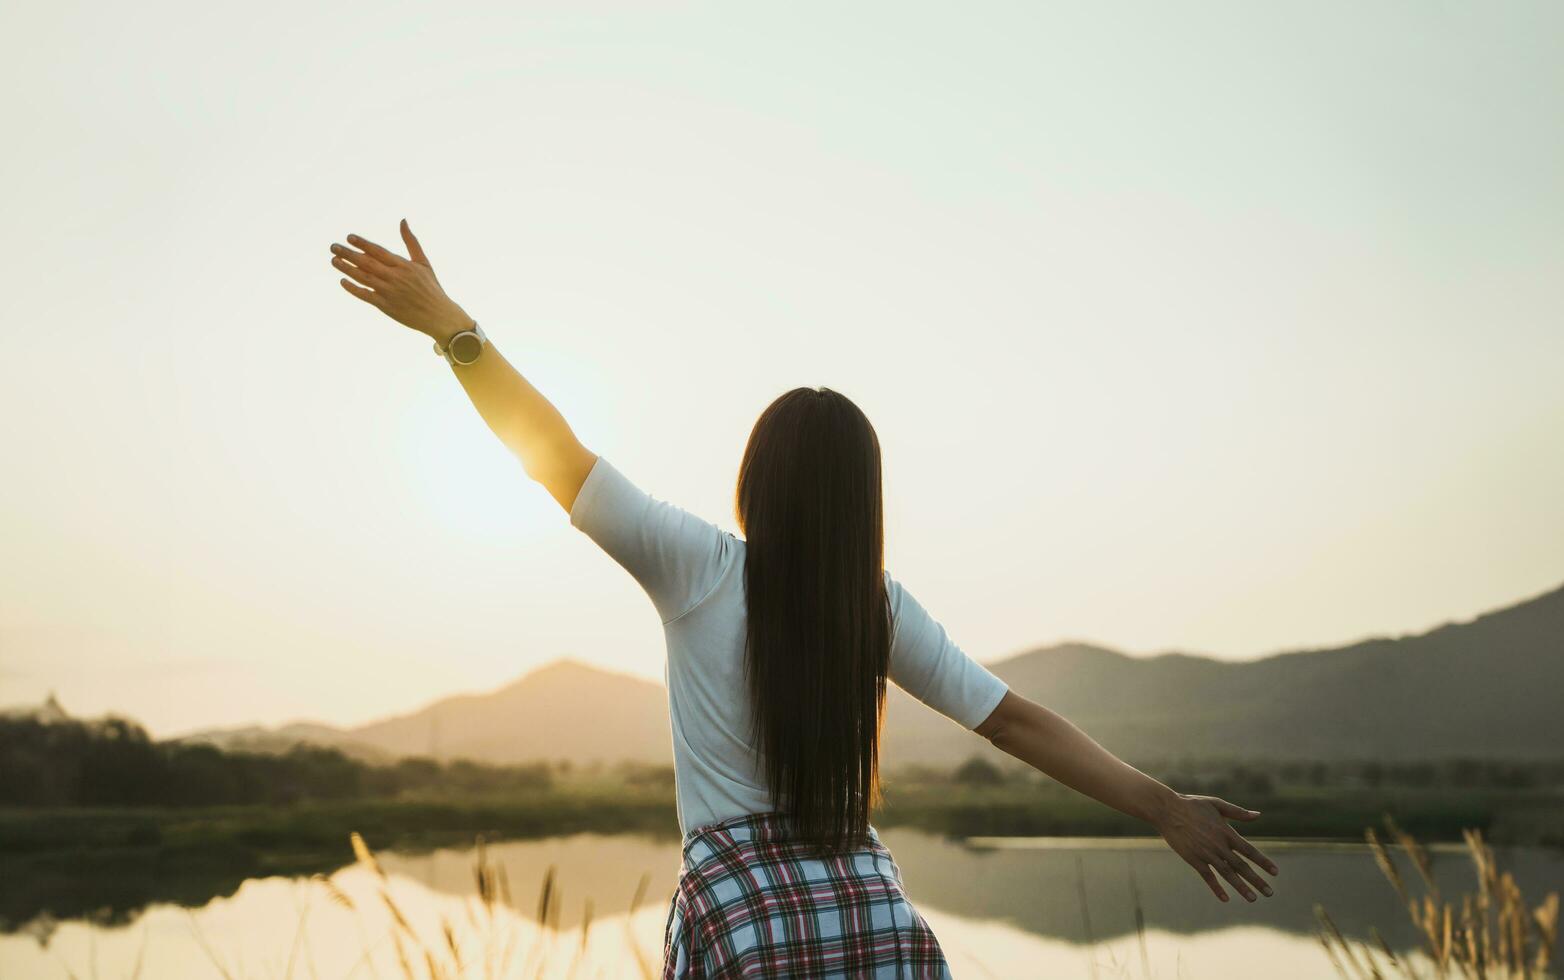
[2,1,1560,737]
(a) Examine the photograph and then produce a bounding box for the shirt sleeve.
[569,454,736,625]
[885,570,1010,730]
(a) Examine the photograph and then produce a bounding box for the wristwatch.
[433,321,487,366]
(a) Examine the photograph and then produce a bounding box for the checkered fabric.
[661,811,953,979]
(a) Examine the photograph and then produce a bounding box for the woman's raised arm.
[330,220,597,512]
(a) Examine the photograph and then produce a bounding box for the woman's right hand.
[330,219,475,345]
[1149,792,1280,903]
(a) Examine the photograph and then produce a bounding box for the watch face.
[450,332,483,364]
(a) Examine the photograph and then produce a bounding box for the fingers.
[1224,849,1273,898]
[1227,830,1280,877]
[1213,798,1261,821]
[1211,854,1258,902]
[1189,860,1229,903]
[346,233,408,267]
[338,277,386,310]
[400,218,433,269]
[331,252,383,287]
[1165,797,1275,904]
[330,241,390,274]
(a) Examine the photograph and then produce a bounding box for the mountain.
[174,660,672,765]
[346,660,671,765]
[170,581,1564,766]
[979,579,1563,763]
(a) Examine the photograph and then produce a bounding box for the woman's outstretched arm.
[330,220,596,511]
[974,691,1281,904]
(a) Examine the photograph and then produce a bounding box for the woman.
[329,221,1281,978]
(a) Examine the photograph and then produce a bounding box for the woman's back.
[568,453,1010,839]
[329,223,1280,977]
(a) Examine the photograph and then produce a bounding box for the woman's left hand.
[330,219,474,344]
[1150,792,1280,903]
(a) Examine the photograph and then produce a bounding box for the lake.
[3,830,1560,978]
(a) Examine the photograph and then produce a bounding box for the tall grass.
[1316,816,1559,979]
[136,818,1555,979]
[182,831,662,980]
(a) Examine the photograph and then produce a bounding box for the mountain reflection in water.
[3,830,1561,979]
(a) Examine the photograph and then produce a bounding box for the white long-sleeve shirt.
[569,454,1009,838]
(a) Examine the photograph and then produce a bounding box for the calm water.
[3,831,1560,978]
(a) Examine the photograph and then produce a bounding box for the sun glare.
[393,345,613,544]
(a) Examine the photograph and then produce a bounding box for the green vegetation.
[0,715,552,808]
[4,711,1561,932]
[876,777,1558,843]
[9,769,1559,931]
[0,789,678,858]
[5,713,1562,861]
[4,762,1560,863]
[879,756,1564,848]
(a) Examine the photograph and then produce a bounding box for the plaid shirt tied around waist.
[661,811,953,979]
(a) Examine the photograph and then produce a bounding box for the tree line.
[0,715,551,807]
[8,712,1558,810]
[902,754,1564,794]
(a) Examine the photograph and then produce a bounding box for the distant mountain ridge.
[886,579,1564,764]
[176,721,391,764]
[171,581,1564,765]
[175,660,673,765]
[347,660,672,765]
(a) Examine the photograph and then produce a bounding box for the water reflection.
[3,831,1560,978]
[894,833,1564,949]
[378,831,683,931]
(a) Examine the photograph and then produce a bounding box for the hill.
[967,579,1563,764]
[172,661,670,764]
[171,581,1564,766]
[346,660,671,764]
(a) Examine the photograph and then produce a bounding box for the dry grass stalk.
[497,927,520,979]
[498,862,514,907]
[1460,894,1479,975]
[312,873,357,911]
[517,863,563,980]
[1129,860,1151,980]
[626,873,656,980]
[129,923,149,980]
[350,831,386,879]
[563,898,596,979]
[1319,818,1560,980]
[1386,816,1440,904]
[475,834,493,907]
[283,892,312,980]
[1440,899,1453,972]
[1318,906,1365,980]
[1369,829,1413,910]
[1075,854,1099,980]
[383,889,419,942]
[1318,904,1381,979]
[1537,893,1560,973]
[1369,925,1421,980]
[185,909,238,980]
[537,865,557,927]
[390,927,416,980]
[442,917,463,974]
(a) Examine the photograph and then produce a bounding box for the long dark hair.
[734,386,891,853]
